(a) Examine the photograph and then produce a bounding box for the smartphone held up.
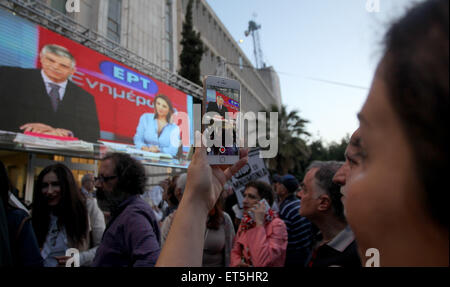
[202,75,241,167]
[248,199,270,220]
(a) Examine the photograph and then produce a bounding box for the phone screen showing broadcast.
[204,80,240,165]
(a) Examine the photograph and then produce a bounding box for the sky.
[206,0,423,145]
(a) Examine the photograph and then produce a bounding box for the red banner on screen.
[36,27,190,147]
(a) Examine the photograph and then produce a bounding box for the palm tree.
[258,104,311,177]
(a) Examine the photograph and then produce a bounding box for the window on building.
[107,0,122,43]
[164,0,174,71]
[50,0,66,14]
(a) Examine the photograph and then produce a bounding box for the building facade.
[176,0,282,113]
[45,0,178,73]
[0,0,282,201]
[0,0,184,199]
[44,0,281,111]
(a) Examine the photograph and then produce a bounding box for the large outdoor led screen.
[0,9,194,166]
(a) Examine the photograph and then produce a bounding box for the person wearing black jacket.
[0,161,43,267]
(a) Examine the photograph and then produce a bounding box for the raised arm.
[156,132,248,267]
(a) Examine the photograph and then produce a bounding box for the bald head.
[82,173,95,193]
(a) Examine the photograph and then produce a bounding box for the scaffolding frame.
[0,0,203,99]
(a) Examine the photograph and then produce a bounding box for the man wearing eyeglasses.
[91,152,161,267]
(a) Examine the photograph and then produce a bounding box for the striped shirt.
[279,194,313,266]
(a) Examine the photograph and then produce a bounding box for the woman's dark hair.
[102,153,147,195]
[245,181,274,207]
[382,0,448,227]
[207,200,224,230]
[32,163,88,247]
[154,94,174,123]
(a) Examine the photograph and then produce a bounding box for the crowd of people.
[0,0,448,267]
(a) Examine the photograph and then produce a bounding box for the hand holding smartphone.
[260,198,270,212]
[202,75,241,168]
[248,199,270,221]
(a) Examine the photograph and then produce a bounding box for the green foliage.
[179,0,204,85]
[260,103,350,181]
[309,135,349,163]
[301,135,349,179]
[326,136,349,162]
[261,105,311,179]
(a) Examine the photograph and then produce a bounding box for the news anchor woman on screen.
[134,94,180,157]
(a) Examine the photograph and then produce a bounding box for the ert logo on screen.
[100,61,159,97]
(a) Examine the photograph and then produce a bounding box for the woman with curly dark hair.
[230,181,287,267]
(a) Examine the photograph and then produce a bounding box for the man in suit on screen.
[206,94,228,119]
[0,44,100,142]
